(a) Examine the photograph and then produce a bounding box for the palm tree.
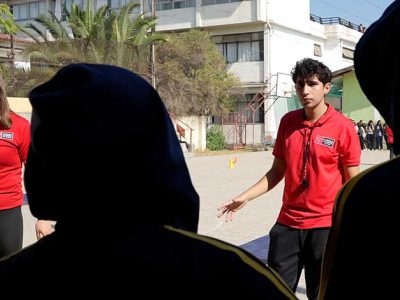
[22,10,87,66]
[65,1,110,63]
[108,2,164,73]
[21,0,165,76]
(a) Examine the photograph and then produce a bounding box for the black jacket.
[320,1,400,299]
[0,64,296,299]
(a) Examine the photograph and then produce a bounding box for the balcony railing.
[310,14,366,32]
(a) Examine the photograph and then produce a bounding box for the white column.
[264,97,277,141]
[195,0,202,27]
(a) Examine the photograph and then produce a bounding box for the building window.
[63,0,85,10]
[314,44,322,57]
[50,0,56,14]
[155,0,195,11]
[12,1,46,21]
[212,32,264,63]
[342,47,354,60]
[108,0,141,13]
[156,1,172,10]
[202,0,248,6]
[61,0,85,20]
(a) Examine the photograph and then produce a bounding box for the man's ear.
[324,82,332,94]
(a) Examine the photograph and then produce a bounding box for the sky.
[310,0,395,28]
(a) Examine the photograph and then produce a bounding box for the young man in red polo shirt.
[218,58,361,300]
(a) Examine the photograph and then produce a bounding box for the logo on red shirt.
[315,135,335,148]
[0,132,14,140]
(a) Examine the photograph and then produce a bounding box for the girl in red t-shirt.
[0,77,52,258]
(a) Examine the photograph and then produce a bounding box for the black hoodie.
[320,2,400,299]
[0,64,296,299]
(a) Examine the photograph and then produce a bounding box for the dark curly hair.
[291,58,332,85]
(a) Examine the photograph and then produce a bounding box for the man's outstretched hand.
[217,198,248,222]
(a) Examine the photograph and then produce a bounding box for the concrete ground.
[22,149,390,299]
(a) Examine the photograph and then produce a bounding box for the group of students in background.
[354,119,394,158]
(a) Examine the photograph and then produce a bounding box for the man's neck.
[304,102,328,123]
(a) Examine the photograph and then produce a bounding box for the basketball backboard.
[276,73,293,98]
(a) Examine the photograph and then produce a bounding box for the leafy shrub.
[206,126,225,150]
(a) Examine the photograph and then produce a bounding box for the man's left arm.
[341,120,362,181]
[343,165,360,181]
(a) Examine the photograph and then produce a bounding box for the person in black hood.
[0,63,296,299]
[320,1,400,299]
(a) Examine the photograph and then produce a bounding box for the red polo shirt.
[0,112,30,210]
[273,104,360,229]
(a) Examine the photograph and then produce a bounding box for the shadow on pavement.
[240,235,307,297]
[240,235,269,264]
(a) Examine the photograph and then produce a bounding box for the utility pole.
[151,0,156,88]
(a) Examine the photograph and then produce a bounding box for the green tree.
[63,1,109,63]
[6,1,164,96]
[22,1,164,73]
[107,2,163,73]
[22,11,84,66]
[156,29,239,116]
[0,4,21,83]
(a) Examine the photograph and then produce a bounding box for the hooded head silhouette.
[354,0,400,155]
[25,63,199,232]
[0,65,299,300]
[320,3,400,298]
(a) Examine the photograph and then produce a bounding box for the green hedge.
[206,125,225,150]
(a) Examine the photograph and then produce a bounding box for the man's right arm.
[239,156,286,200]
[217,157,286,222]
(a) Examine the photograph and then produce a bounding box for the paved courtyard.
[22,149,390,299]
